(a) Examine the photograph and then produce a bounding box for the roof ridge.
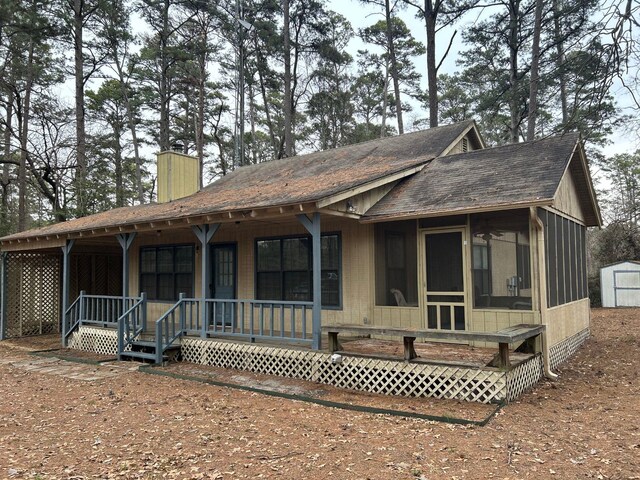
[203,119,475,189]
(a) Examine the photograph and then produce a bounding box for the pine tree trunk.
[385,0,403,134]
[1,88,13,233]
[197,35,206,187]
[380,58,390,137]
[527,0,543,141]
[425,0,438,128]
[283,0,293,157]
[74,0,87,215]
[159,0,171,151]
[508,0,520,143]
[114,62,144,204]
[18,40,35,232]
[552,0,568,124]
[114,132,124,207]
[249,82,258,165]
[255,48,279,156]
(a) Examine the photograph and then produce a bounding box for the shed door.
[614,270,640,307]
[423,230,467,331]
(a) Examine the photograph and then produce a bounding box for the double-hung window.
[255,233,341,307]
[140,245,194,301]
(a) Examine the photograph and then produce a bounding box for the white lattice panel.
[181,339,509,404]
[68,326,130,356]
[549,328,590,370]
[506,355,544,401]
[5,253,60,338]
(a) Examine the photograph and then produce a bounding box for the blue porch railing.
[202,298,314,344]
[117,293,147,356]
[63,291,146,344]
[154,295,314,363]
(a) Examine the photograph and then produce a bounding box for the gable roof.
[0,120,478,245]
[362,133,601,226]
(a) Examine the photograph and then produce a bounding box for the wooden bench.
[321,324,545,369]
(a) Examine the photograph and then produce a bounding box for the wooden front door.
[423,230,467,331]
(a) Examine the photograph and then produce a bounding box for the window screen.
[539,208,588,308]
[139,245,194,301]
[471,211,532,310]
[374,220,418,306]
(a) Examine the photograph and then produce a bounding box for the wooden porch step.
[120,351,167,362]
[131,340,180,350]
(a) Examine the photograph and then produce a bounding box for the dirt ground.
[0,308,639,479]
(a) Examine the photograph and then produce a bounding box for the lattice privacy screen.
[4,253,61,338]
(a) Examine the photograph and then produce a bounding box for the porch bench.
[321,324,545,369]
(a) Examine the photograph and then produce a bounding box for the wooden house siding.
[126,216,374,333]
[553,167,587,224]
[546,298,590,346]
[157,151,200,203]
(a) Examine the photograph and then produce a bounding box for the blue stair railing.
[155,293,197,364]
[117,293,147,357]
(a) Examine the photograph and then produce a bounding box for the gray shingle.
[364,133,581,221]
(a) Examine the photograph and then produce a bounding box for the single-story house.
[600,260,640,307]
[0,120,600,403]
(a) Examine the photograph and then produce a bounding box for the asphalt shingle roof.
[363,133,590,222]
[1,121,474,242]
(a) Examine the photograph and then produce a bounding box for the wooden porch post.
[0,252,7,341]
[297,212,322,350]
[116,233,136,317]
[192,224,220,338]
[61,239,75,347]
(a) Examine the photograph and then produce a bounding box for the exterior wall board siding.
[546,298,590,346]
[157,151,200,203]
[127,217,373,332]
[553,168,586,224]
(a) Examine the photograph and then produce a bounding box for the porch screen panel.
[471,210,532,310]
[538,208,588,308]
[374,220,418,306]
[569,221,578,302]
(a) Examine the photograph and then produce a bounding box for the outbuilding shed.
[600,261,640,307]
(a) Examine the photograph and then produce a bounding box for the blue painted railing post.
[141,291,147,332]
[0,252,7,341]
[60,239,75,347]
[192,223,220,339]
[179,292,186,334]
[155,318,163,365]
[296,212,322,350]
[78,290,86,324]
[117,306,124,358]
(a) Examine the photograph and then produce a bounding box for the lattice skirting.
[549,328,590,370]
[68,326,130,356]
[182,338,546,404]
[507,355,544,401]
